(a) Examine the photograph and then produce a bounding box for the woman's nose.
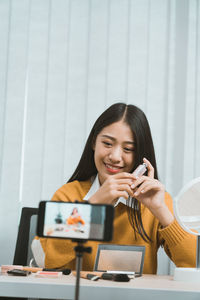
[108,147,122,162]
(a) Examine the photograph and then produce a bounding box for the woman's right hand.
[89,172,136,205]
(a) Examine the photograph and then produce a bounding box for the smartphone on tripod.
[37,201,114,242]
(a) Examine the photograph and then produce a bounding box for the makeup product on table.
[1,265,71,275]
[7,269,31,276]
[35,271,63,278]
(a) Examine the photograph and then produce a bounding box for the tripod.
[73,240,92,300]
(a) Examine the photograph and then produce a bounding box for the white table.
[0,273,200,300]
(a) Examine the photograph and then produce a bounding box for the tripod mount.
[73,240,92,300]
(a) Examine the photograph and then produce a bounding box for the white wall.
[0,0,199,275]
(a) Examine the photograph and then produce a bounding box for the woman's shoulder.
[52,180,92,202]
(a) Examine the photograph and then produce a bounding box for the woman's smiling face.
[93,120,136,185]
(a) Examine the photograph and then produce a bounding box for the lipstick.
[132,163,147,177]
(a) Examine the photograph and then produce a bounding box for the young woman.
[37,103,196,274]
[67,207,85,226]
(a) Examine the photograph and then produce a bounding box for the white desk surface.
[0,273,200,300]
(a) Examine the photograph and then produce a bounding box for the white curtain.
[0,0,199,274]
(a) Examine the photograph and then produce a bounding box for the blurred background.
[0,0,199,274]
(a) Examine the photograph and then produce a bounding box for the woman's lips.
[104,163,123,174]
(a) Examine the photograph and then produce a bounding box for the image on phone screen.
[39,201,112,241]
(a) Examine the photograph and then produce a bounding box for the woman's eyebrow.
[101,134,135,145]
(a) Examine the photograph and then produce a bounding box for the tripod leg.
[196,236,200,269]
[75,253,82,300]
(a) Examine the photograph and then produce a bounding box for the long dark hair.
[68,103,158,242]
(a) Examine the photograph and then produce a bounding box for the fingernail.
[134,191,138,196]
[131,184,135,189]
[141,190,144,193]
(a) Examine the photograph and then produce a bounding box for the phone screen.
[37,201,114,242]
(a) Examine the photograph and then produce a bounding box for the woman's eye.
[103,141,112,147]
[124,148,134,152]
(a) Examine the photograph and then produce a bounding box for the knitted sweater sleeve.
[158,192,196,268]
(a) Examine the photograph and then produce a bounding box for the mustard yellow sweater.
[39,180,196,274]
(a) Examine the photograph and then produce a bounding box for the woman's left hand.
[131,158,174,227]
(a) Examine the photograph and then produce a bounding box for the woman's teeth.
[106,164,121,170]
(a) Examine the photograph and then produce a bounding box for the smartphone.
[37,201,114,242]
